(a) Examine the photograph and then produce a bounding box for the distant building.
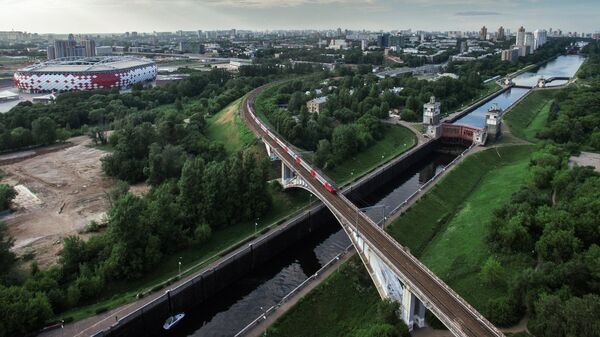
[307,96,328,114]
[516,26,526,47]
[327,39,347,50]
[516,45,528,57]
[53,39,76,58]
[480,26,488,40]
[423,96,441,139]
[525,32,534,53]
[46,45,55,60]
[497,26,505,40]
[501,48,519,62]
[485,103,502,142]
[82,40,96,57]
[95,46,113,56]
[534,29,547,50]
[389,35,406,50]
[377,33,390,48]
[361,39,368,51]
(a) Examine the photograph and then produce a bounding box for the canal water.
[512,54,585,87]
[151,52,586,337]
[163,151,455,337]
[454,54,586,129]
[453,87,530,129]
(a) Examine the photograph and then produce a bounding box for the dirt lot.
[1,136,114,267]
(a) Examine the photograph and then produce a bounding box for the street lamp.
[178,257,182,279]
[255,217,259,235]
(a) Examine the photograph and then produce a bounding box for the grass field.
[205,98,256,153]
[326,125,416,185]
[268,145,534,335]
[504,90,557,142]
[61,183,310,322]
[268,256,382,337]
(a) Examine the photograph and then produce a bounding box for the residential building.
[46,46,55,60]
[480,26,488,40]
[377,33,390,48]
[501,48,519,62]
[82,39,96,57]
[95,46,113,56]
[307,97,328,114]
[534,29,547,50]
[497,26,505,40]
[516,26,526,46]
[525,32,534,53]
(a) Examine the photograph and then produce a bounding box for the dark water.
[453,87,530,129]
[161,150,455,337]
[512,54,585,87]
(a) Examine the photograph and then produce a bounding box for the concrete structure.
[0,90,19,102]
[516,26,526,47]
[13,56,157,93]
[525,32,535,53]
[82,40,96,57]
[243,87,505,337]
[501,48,519,62]
[534,29,547,50]
[485,103,502,142]
[422,96,442,139]
[306,96,327,114]
[95,46,113,56]
[479,26,488,40]
[497,26,505,40]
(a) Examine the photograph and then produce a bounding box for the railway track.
[241,86,503,337]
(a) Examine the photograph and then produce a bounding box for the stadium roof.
[0,90,19,100]
[18,56,155,73]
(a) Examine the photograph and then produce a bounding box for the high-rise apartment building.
[534,29,547,50]
[82,40,96,57]
[497,26,505,40]
[516,26,526,46]
[525,32,534,53]
[480,26,488,40]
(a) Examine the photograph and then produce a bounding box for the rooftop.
[17,56,155,73]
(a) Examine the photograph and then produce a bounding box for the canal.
[161,151,455,337]
[512,54,586,87]
[137,52,587,337]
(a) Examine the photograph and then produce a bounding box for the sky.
[0,0,598,34]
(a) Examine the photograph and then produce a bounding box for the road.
[241,86,504,337]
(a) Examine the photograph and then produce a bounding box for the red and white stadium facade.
[13,56,157,93]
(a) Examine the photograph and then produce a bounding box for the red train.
[246,100,337,194]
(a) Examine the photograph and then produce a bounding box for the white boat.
[163,313,185,330]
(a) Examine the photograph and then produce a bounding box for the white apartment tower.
[534,29,547,50]
[516,26,526,46]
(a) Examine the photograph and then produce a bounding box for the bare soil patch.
[1,136,114,267]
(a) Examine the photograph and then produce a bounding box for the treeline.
[483,143,600,337]
[0,69,285,337]
[255,47,384,65]
[256,69,484,168]
[0,68,265,152]
[447,38,579,79]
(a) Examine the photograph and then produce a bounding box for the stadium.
[13,56,157,93]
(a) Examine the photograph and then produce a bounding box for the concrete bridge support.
[264,141,279,161]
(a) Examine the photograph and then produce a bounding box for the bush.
[485,296,522,327]
[95,307,108,314]
[0,184,16,211]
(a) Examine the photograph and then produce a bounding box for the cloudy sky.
[0,0,598,34]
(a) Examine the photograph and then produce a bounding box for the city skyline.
[0,0,598,34]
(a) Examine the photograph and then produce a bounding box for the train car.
[315,171,338,194]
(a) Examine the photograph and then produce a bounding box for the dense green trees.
[0,185,16,211]
[485,143,600,335]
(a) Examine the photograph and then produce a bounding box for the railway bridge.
[241,86,504,337]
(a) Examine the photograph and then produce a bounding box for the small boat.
[163,313,185,330]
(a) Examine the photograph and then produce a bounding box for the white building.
[516,26,526,47]
[534,29,547,50]
[525,32,535,53]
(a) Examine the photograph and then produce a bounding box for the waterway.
[454,54,586,129]
[512,54,585,87]
[453,87,530,129]
[162,151,455,337]
[140,52,586,337]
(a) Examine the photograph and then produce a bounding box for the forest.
[256,67,484,169]
[0,69,279,337]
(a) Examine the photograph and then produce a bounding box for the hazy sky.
[0,0,598,34]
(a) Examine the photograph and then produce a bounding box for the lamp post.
[178,257,182,279]
[255,217,259,235]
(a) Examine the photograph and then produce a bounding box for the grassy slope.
[268,257,381,337]
[504,90,556,142]
[268,145,534,335]
[326,125,416,185]
[205,98,256,154]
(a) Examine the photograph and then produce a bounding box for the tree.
[0,222,15,279]
[0,285,53,337]
[0,184,16,211]
[31,116,57,145]
[535,229,581,263]
[144,143,186,186]
[480,256,506,286]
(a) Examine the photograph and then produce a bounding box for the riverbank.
[263,145,534,336]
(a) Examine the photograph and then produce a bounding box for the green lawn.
[325,125,417,185]
[268,256,382,337]
[504,90,557,142]
[205,98,256,154]
[268,145,535,334]
[61,183,310,322]
[417,147,533,310]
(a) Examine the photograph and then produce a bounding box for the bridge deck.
[241,86,503,337]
